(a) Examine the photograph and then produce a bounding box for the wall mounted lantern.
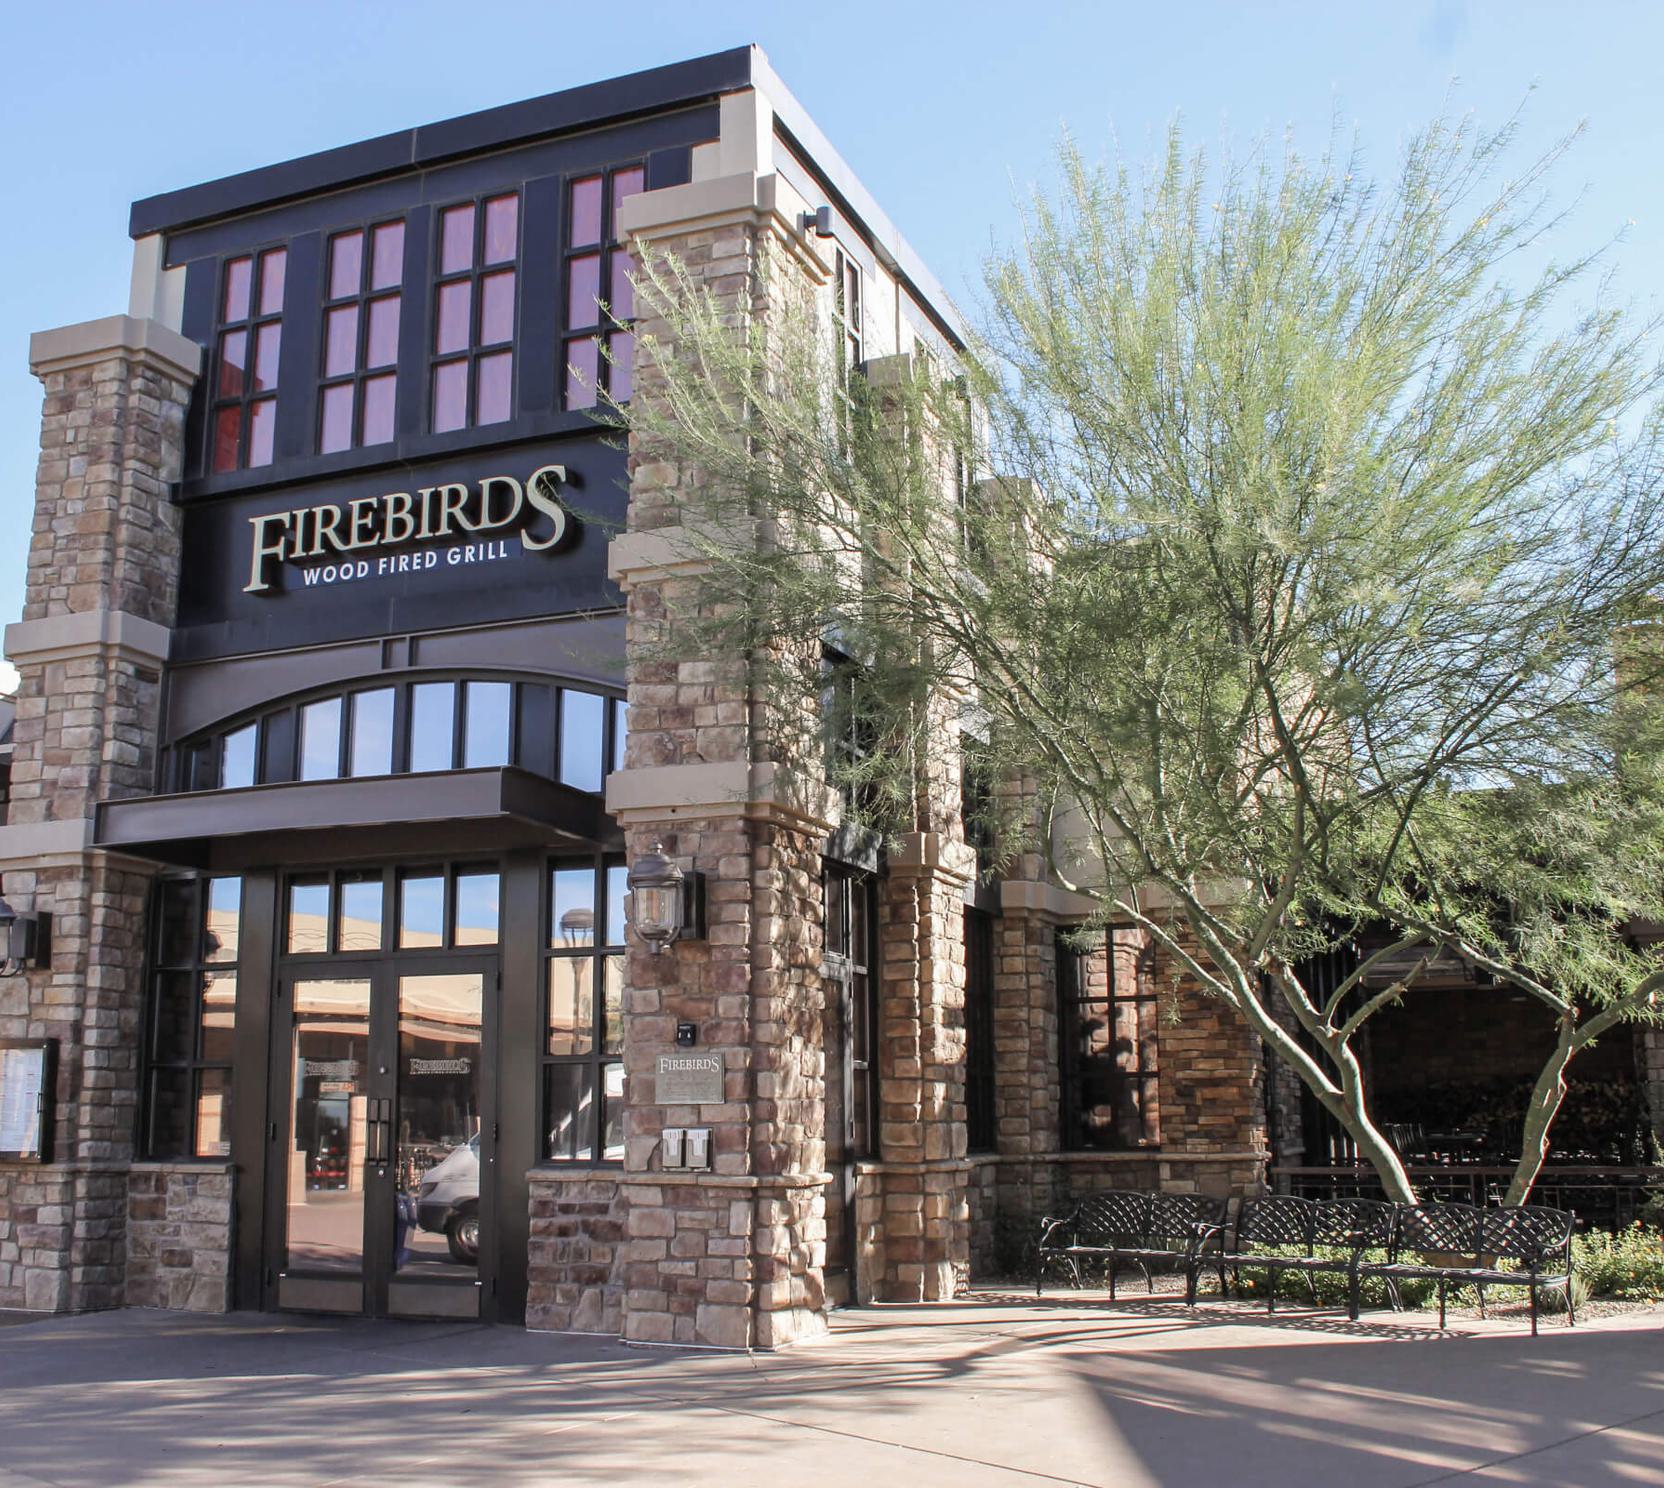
[0,898,51,977]
[626,842,705,954]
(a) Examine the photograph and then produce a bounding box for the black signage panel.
[174,436,627,661]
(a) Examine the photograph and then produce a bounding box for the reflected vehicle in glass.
[414,1133,479,1263]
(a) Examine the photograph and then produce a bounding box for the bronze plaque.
[656,1052,724,1105]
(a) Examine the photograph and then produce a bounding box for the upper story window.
[211,248,287,472]
[319,220,406,453]
[175,676,627,795]
[431,193,520,432]
[563,165,644,410]
[833,249,862,384]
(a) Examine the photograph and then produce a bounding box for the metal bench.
[1354,1201,1576,1335]
[1036,1189,1229,1305]
[1223,1194,1396,1312]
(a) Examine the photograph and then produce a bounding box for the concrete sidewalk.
[0,1292,1658,1487]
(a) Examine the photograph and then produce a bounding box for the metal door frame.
[262,952,499,1319]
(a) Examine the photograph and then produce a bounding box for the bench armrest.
[1036,1214,1074,1250]
[1189,1221,1227,1253]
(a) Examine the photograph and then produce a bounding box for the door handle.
[366,1098,392,1163]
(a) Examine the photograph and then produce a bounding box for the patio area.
[0,1291,1658,1486]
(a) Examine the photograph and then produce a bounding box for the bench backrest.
[1392,1202,1574,1263]
[1150,1192,1230,1240]
[1072,1190,1153,1245]
[1071,1189,1227,1247]
[1237,1195,1394,1251]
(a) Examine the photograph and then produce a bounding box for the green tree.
[622,112,1664,1204]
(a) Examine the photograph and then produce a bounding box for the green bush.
[1572,1224,1664,1301]
[1225,1246,1436,1310]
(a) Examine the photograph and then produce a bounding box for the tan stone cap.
[30,314,201,382]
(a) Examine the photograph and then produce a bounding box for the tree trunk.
[1219,963,1420,1203]
[1328,1040,1418,1204]
[1506,1011,1588,1207]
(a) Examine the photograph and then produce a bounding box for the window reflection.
[611,699,627,774]
[399,873,446,949]
[300,698,343,780]
[602,1062,625,1161]
[547,956,595,1055]
[605,865,627,947]
[199,972,237,1063]
[349,689,395,776]
[222,723,257,789]
[409,683,455,772]
[560,690,605,792]
[288,879,330,954]
[205,877,242,962]
[454,871,500,946]
[337,874,384,951]
[463,681,511,768]
[551,868,596,947]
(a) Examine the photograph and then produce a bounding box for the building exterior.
[0,46,1279,1348]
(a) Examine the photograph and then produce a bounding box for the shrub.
[1225,1246,1436,1310]
[1572,1224,1664,1301]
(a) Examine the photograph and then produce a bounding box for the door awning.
[95,767,618,869]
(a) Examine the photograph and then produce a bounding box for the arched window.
[172,674,626,796]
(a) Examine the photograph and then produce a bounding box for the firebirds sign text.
[243,463,574,595]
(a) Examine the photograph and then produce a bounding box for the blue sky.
[2,0,1660,673]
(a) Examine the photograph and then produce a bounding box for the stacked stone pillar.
[0,316,199,1311]
[564,123,842,1349]
[990,784,1068,1256]
[862,829,974,1300]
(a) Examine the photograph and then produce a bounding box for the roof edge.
[128,46,756,239]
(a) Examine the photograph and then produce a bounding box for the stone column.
[864,827,975,1300]
[0,316,199,1312]
[580,94,841,1350]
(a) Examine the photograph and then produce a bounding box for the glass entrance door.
[270,959,493,1319]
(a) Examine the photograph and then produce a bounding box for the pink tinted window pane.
[475,352,512,426]
[564,336,599,410]
[361,373,396,445]
[365,295,400,367]
[217,330,247,398]
[370,221,404,290]
[567,253,601,328]
[432,359,468,432]
[483,195,519,265]
[247,399,277,467]
[212,407,241,472]
[480,271,515,345]
[319,383,355,454]
[609,249,635,321]
[611,167,645,221]
[222,257,252,322]
[569,176,602,247]
[324,305,359,378]
[253,322,282,391]
[440,204,475,274]
[435,280,471,355]
[258,249,287,316]
[608,330,634,402]
[329,233,363,299]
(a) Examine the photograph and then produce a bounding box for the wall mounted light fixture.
[0,898,51,977]
[626,842,705,954]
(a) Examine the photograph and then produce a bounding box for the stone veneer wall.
[0,319,200,1313]
[526,1169,625,1333]
[980,886,1270,1277]
[124,1162,233,1311]
[596,165,842,1348]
